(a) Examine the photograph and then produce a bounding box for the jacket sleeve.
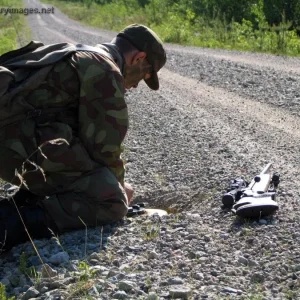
[74,51,128,184]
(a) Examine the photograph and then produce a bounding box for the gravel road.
[1,0,300,299]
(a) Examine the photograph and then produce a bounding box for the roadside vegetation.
[44,0,300,56]
[0,0,31,55]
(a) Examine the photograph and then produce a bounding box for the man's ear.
[131,51,147,66]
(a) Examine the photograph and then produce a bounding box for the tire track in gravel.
[166,51,300,114]
[161,69,300,138]
[157,69,300,201]
[166,44,300,74]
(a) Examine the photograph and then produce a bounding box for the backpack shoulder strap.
[75,44,114,62]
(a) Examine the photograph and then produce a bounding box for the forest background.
[0,0,300,56]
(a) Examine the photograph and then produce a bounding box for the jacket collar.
[95,43,125,76]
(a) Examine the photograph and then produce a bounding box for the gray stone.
[89,285,100,296]
[90,265,109,276]
[109,276,118,284]
[113,259,121,266]
[251,272,265,283]
[222,287,239,294]
[107,268,119,278]
[137,290,147,296]
[159,280,169,286]
[40,286,49,293]
[118,280,135,292]
[49,252,69,265]
[225,268,237,276]
[116,273,126,280]
[248,259,259,267]
[147,292,159,300]
[21,287,40,300]
[0,277,10,286]
[113,290,128,299]
[168,277,184,285]
[89,252,101,261]
[292,273,298,280]
[220,233,230,239]
[87,243,98,250]
[198,257,208,262]
[9,274,23,287]
[13,287,23,295]
[43,280,65,290]
[28,256,40,266]
[89,259,99,265]
[147,250,159,259]
[246,238,257,244]
[172,241,183,249]
[203,235,211,242]
[41,264,58,278]
[187,234,198,240]
[259,219,268,225]
[238,256,249,266]
[169,286,192,299]
[295,265,300,272]
[17,275,27,287]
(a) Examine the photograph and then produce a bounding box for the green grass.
[0,0,31,55]
[42,0,300,56]
[0,283,15,300]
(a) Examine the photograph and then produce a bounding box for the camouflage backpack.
[0,41,114,129]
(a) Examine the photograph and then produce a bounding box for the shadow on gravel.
[229,214,279,230]
[133,189,189,212]
[0,222,123,264]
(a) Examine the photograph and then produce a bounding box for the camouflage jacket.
[1,43,128,184]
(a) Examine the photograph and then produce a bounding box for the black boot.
[0,202,58,253]
[0,187,41,208]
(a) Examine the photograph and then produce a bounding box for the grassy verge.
[0,0,31,55]
[42,0,300,56]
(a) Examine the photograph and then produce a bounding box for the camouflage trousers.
[0,119,128,233]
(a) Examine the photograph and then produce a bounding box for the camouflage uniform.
[0,24,166,242]
[0,46,129,232]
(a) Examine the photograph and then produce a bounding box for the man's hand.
[124,182,134,204]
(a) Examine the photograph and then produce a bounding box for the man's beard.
[123,62,152,89]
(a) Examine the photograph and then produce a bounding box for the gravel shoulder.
[1,1,300,299]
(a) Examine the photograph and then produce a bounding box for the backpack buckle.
[26,109,42,119]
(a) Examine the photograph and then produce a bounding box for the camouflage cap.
[117,24,166,90]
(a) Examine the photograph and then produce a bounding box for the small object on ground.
[222,163,280,219]
[126,203,168,217]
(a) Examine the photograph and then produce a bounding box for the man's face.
[124,57,152,89]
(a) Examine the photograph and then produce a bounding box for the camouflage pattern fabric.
[0,48,129,232]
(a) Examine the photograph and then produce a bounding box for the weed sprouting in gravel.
[283,288,298,300]
[66,280,95,300]
[18,251,41,285]
[78,261,97,281]
[142,223,160,241]
[153,173,166,185]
